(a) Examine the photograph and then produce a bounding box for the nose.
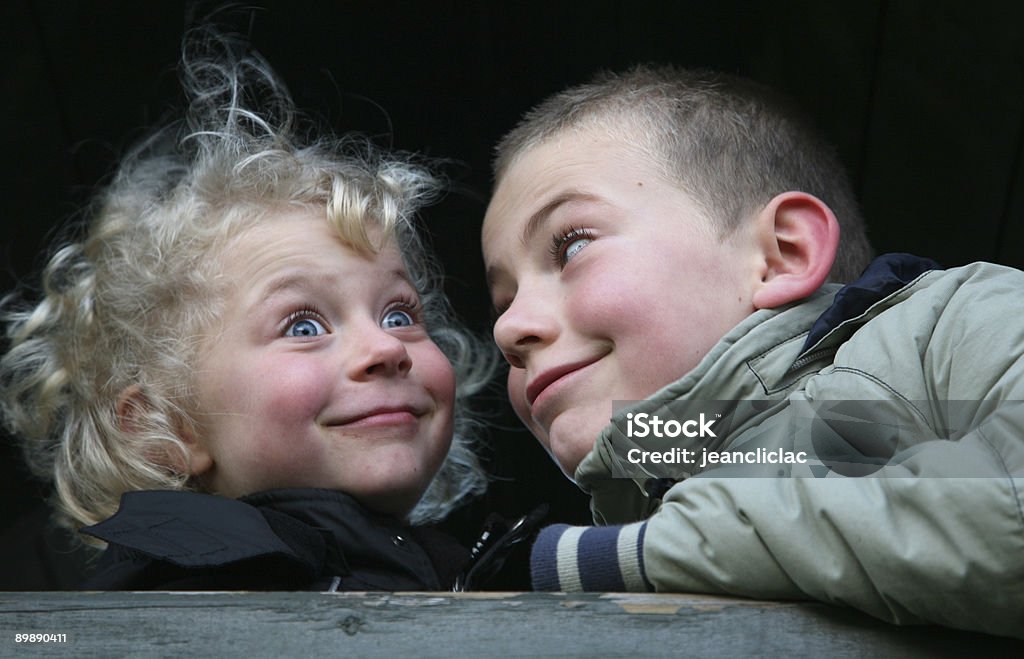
[348,323,412,380]
[492,289,558,369]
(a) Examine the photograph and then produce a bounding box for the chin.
[550,448,585,481]
[547,428,596,478]
[555,462,579,482]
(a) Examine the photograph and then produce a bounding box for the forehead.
[482,127,688,259]
[222,210,404,282]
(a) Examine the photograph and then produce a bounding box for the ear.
[116,384,214,478]
[115,383,148,435]
[750,191,839,309]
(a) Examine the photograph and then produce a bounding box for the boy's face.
[191,211,455,516]
[482,128,759,478]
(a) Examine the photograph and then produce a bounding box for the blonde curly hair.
[1,33,495,538]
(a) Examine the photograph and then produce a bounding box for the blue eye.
[550,226,596,268]
[382,309,414,329]
[562,236,592,263]
[285,317,327,337]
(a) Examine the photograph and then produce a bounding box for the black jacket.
[80,488,468,591]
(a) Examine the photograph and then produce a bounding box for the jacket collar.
[800,253,940,353]
[82,489,317,570]
[82,488,441,589]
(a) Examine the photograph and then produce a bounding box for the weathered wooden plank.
[1,592,1019,657]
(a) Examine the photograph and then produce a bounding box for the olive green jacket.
[541,261,1024,638]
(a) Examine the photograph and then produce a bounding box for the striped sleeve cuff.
[530,522,653,592]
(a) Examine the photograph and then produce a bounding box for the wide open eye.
[284,317,327,337]
[382,309,415,329]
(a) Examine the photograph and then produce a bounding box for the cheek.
[565,269,644,337]
[242,359,332,423]
[414,344,457,410]
[506,368,530,424]
[564,264,715,393]
[506,367,551,449]
[414,346,457,475]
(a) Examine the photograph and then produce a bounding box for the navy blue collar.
[801,253,941,354]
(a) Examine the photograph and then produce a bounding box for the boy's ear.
[750,191,839,309]
[116,384,213,478]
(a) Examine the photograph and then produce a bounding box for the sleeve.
[534,459,1024,638]
[643,473,1024,639]
[530,523,653,592]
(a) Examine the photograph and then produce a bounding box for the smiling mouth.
[329,406,422,428]
[526,359,599,407]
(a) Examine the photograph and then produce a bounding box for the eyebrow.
[254,267,411,306]
[520,190,598,247]
[256,271,329,304]
[486,190,598,288]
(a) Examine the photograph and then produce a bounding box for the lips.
[327,404,424,427]
[525,359,599,407]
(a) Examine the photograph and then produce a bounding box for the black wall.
[2,0,1022,588]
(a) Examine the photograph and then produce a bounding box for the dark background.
[2,0,1022,589]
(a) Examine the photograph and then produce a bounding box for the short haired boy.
[482,66,1024,637]
[0,34,496,591]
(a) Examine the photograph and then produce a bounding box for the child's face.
[482,127,760,478]
[190,211,455,516]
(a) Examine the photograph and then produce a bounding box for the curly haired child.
[1,32,495,591]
